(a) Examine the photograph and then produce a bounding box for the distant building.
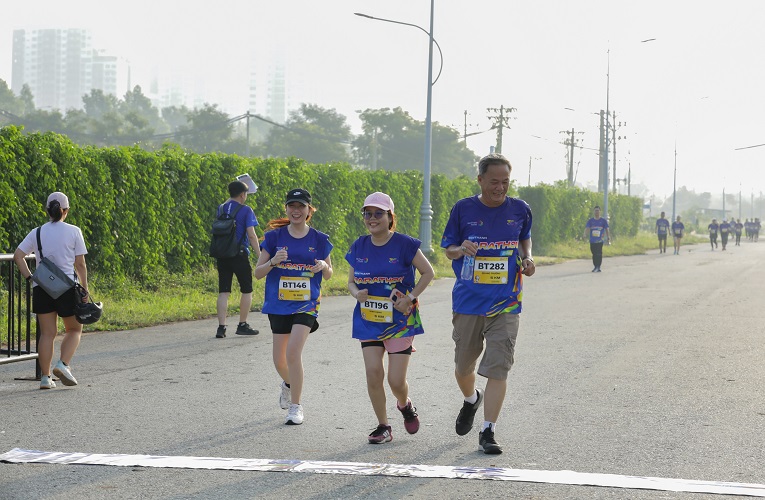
[12,28,94,111]
[249,56,289,124]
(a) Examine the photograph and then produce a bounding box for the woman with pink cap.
[14,192,89,390]
[346,192,434,444]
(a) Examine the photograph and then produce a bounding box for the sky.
[2,0,765,205]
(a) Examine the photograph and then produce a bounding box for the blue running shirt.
[672,221,685,236]
[218,201,259,255]
[656,218,670,235]
[345,232,424,341]
[261,226,333,317]
[586,217,609,243]
[441,196,532,317]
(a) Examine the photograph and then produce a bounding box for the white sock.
[482,421,496,432]
[464,389,478,405]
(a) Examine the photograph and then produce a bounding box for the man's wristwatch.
[269,258,277,267]
[25,274,32,281]
[407,293,418,304]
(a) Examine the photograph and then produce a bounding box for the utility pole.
[598,111,606,192]
[245,111,251,157]
[527,156,541,186]
[561,128,583,187]
[627,163,631,196]
[672,144,677,221]
[487,105,516,154]
[612,111,618,193]
[463,110,468,143]
[371,127,378,170]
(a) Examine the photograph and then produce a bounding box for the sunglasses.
[362,210,388,220]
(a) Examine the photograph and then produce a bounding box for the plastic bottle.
[460,255,475,281]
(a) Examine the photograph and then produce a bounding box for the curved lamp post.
[355,1,440,253]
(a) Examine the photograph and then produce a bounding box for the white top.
[17,221,88,281]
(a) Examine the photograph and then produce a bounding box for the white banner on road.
[2,448,765,497]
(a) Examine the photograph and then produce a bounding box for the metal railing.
[0,253,40,379]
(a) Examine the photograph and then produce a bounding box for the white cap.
[46,192,69,209]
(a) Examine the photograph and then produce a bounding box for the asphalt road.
[1,241,764,499]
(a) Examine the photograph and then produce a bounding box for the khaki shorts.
[452,312,519,381]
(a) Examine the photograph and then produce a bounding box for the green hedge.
[518,184,642,253]
[1,127,478,281]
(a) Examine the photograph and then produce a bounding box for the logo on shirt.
[356,258,368,263]
[276,246,288,252]
[389,258,399,264]
[467,220,484,227]
[308,247,316,253]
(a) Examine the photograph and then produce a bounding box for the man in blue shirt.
[215,180,261,338]
[584,206,611,272]
[441,153,535,455]
[655,211,670,254]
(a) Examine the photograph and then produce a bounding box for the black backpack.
[209,203,245,259]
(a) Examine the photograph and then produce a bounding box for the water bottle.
[460,255,475,281]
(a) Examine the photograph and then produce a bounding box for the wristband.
[407,293,417,304]
[26,274,32,281]
[269,258,276,267]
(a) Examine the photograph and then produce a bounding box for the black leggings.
[590,242,603,268]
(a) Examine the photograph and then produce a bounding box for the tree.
[120,85,167,140]
[263,103,352,164]
[182,103,234,153]
[0,79,23,116]
[354,107,478,177]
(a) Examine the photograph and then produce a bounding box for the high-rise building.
[12,28,94,111]
[248,55,289,124]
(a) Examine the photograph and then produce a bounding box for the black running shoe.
[368,424,393,444]
[215,325,226,338]
[479,429,503,454]
[455,388,484,436]
[235,322,259,335]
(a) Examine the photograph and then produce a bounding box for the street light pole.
[672,143,677,221]
[354,2,439,253]
[420,0,435,253]
[603,50,611,221]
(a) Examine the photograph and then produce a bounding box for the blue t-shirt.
[260,226,333,317]
[708,223,719,235]
[720,222,731,234]
[656,218,670,235]
[586,217,609,243]
[345,233,424,341]
[218,201,258,255]
[441,195,532,317]
[671,221,685,236]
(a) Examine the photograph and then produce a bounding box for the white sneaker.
[40,375,56,389]
[279,381,291,410]
[53,360,78,386]
[285,403,304,425]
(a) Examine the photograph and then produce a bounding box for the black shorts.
[33,286,77,317]
[658,234,667,241]
[217,254,253,293]
[268,313,319,334]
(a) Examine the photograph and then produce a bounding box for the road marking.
[2,448,764,497]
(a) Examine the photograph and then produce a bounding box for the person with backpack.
[13,192,89,390]
[254,188,333,426]
[212,180,261,338]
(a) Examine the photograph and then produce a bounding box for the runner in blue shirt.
[584,206,611,272]
[734,219,743,246]
[671,216,685,255]
[346,192,435,444]
[708,219,719,250]
[655,211,670,254]
[255,188,333,426]
[441,153,535,455]
[719,219,731,251]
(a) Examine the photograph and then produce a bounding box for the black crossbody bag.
[31,227,76,299]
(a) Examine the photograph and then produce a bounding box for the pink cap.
[363,192,394,213]
[46,192,70,209]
